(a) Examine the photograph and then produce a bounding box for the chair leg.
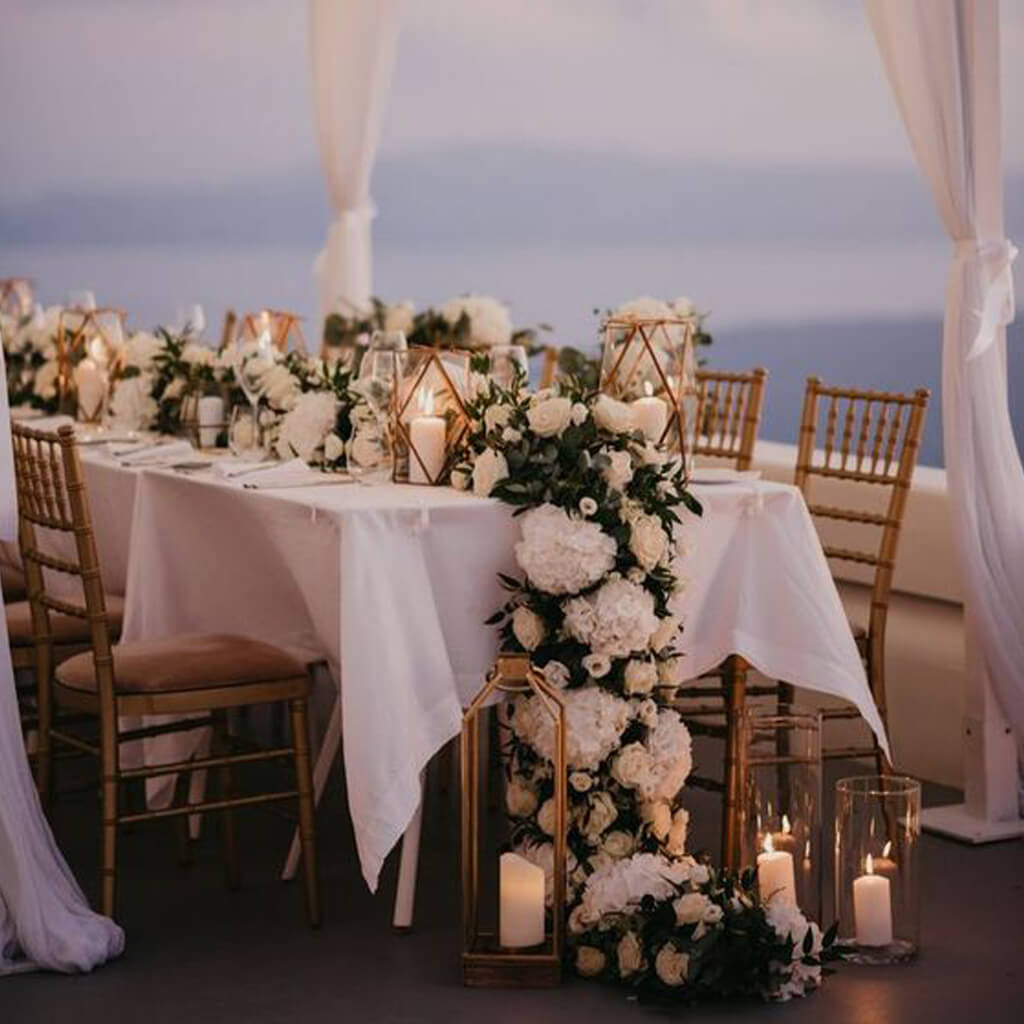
[721,656,748,872]
[100,719,119,919]
[290,697,320,928]
[213,712,240,890]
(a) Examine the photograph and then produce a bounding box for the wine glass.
[237,328,274,420]
[486,344,529,389]
[176,304,206,337]
[229,405,268,461]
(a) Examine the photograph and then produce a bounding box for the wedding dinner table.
[2,432,886,895]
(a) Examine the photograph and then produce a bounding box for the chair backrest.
[691,367,768,470]
[794,377,929,639]
[11,422,116,708]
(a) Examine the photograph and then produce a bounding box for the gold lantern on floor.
[393,347,471,486]
[600,316,697,454]
[461,654,567,988]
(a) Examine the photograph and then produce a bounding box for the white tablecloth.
[7,445,884,891]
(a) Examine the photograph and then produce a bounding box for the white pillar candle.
[757,834,797,906]
[409,389,446,484]
[499,852,545,949]
[198,395,225,448]
[853,854,893,947]
[74,358,106,421]
[632,382,668,442]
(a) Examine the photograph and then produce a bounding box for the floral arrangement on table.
[454,372,833,1003]
[1,305,65,411]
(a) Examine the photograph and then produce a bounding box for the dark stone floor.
[4,741,1024,1024]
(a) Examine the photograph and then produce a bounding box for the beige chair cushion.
[6,595,125,647]
[1,563,27,602]
[55,632,308,694]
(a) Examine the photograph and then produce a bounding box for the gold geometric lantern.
[461,654,568,988]
[237,309,308,354]
[56,306,125,411]
[599,316,697,452]
[0,278,34,319]
[392,347,471,486]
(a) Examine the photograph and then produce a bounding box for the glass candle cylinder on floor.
[834,775,920,964]
[740,706,822,922]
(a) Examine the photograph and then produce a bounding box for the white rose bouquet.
[2,305,63,411]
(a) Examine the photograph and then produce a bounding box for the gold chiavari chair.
[2,562,27,602]
[671,368,768,868]
[780,377,930,771]
[12,423,320,924]
[691,367,768,470]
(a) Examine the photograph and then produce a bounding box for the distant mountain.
[2,144,1021,247]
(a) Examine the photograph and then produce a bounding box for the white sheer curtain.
[0,348,123,974]
[308,0,400,329]
[865,1,1024,742]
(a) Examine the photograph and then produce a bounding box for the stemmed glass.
[485,344,529,389]
[237,326,274,434]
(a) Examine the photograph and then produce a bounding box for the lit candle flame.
[763,833,774,855]
[882,840,892,858]
[419,387,435,417]
[643,380,654,398]
[782,814,791,835]
[804,840,811,859]
[866,853,874,875]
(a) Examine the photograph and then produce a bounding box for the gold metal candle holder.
[392,347,470,486]
[0,278,34,319]
[599,316,697,452]
[238,309,308,354]
[461,654,568,988]
[56,307,125,411]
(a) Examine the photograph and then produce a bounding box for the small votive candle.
[499,852,545,949]
[853,854,893,947]
[409,388,446,484]
[631,381,668,443]
[757,833,797,906]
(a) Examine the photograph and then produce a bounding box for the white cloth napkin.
[213,457,324,489]
[114,440,195,465]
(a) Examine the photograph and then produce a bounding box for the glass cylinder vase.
[834,775,920,964]
[739,706,822,922]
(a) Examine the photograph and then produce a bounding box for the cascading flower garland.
[458,373,835,1004]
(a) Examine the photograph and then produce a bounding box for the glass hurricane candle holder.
[835,775,920,964]
[57,307,125,414]
[600,317,697,451]
[393,347,470,486]
[740,706,823,921]
[461,654,567,988]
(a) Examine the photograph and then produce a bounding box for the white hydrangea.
[439,294,512,349]
[562,576,659,658]
[119,330,162,371]
[514,503,617,596]
[109,374,157,430]
[511,687,631,771]
[275,390,338,463]
[259,362,299,411]
[576,851,700,927]
[383,300,415,334]
[642,708,693,802]
[612,296,675,322]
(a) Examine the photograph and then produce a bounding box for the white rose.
[33,361,59,400]
[579,791,618,839]
[629,513,669,571]
[624,659,657,696]
[673,891,709,925]
[602,830,635,859]
[451,465,471,491]
[579,496,598,517]
[505,780,538,818]
[537,798,557,836]
[502,427,522,444]
[181,342,216,367]
[384,300,415,334]
[654,944,689,987]
[651,616,680,653]
[617,932,644,976]
[569,771,593,793]
[527,396,572,437]
[484,403,510,433]
[593,394,636,435]
[703,903,724,925]
[568,904,589,935]
[666,807,690,856]
[611,742,654,791]
[512,605,545,651]
[637,699,659,729]
[324,432,346,463]
[260,362,299,411]
[542,660,570,688]
[602,448,634,491]
[645,801,672,841]
[690,863,710,887]
[576,946,606,978]
[472,448,509,497]
[581,652,611,679]
[571,402,589,426]
[658,658,685,687]
[276,391,338,463]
